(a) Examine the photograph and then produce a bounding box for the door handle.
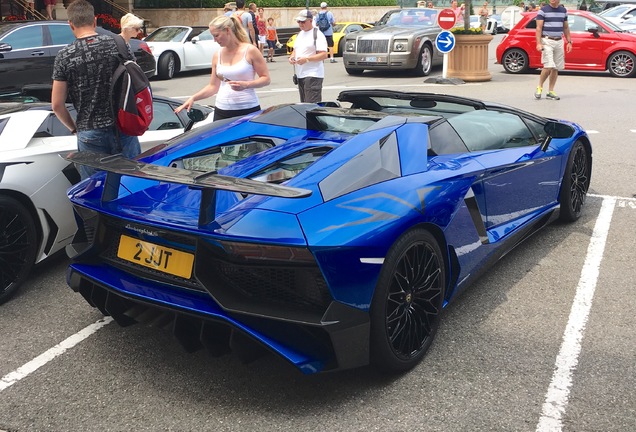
[30,51,45,56]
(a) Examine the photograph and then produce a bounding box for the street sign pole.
[443,54,448,79]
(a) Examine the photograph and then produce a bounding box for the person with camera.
[288,10,328,103]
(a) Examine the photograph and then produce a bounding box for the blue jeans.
[76,126,141,180]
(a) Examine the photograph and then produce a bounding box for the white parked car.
[599,4,636,23]
[618,14,636,31]
[144,26,220,80]
[0,96,214,303]
[469,15,499,34]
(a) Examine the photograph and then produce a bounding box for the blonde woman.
[175,15,270,121]
[120,13,144,45]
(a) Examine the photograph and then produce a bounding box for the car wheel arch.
[0,189,43,247]
[370,222,452,306]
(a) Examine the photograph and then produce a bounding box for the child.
[266,17,280,63]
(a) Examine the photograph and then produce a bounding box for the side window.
[526,18,537,29]
[429,121,468,155]
[197,29,214,41]
[448,111,538,151]
[525,117,548,142]
[2,26,44,50]
[346,25,363,33]
[49,24,75,46]
[148,102,183,131]
[187,28,205,41]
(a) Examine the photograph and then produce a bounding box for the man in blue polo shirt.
[534,0,572,100]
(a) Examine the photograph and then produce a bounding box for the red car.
[496,10,636,78]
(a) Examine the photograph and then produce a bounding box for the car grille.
[208,258,331,313]
[357,39,389,54]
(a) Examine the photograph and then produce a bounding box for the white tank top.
[215,46,259,111]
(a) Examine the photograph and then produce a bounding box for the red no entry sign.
[437,8,457,30]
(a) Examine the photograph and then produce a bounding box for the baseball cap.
[320,2,328,7]
[295,9,313,21]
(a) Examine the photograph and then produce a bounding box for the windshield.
[378,9,439,27]
[145,27,190,43]
[599,5,632,16]
[591,13,625,30]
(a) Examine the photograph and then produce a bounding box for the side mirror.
[587,26,600,37]
[191,37,199,44]
[0,43,12,53]
[544,121,575,139]
[187,108,206,123]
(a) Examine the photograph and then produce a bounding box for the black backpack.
[111,35,153,136]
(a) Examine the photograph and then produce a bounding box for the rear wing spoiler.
[66,151,312,225]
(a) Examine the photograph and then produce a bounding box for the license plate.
[364,56,377,62]
[117,235,194,279]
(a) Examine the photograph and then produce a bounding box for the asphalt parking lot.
[1,34,635,431]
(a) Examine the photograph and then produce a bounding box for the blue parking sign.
[435,31,455,54]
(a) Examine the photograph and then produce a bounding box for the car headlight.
[393,39,409,52]
[345,40,356,52]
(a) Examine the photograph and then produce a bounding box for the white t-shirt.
[293,28,328,79]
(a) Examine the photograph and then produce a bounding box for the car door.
[448,110,562,235]
[0,24,50,95]
[566,14,609,69]
[181,28,218,70]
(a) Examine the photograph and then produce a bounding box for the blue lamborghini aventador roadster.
[65,90,592,374]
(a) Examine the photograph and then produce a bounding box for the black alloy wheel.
[0,195,38,304]
[559,140,591,222]
[370,229,445,372]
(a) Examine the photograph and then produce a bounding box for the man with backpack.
[234,0,257,47]
[51,0,142,180]
[289,9,328,103]
[316,2,337,63]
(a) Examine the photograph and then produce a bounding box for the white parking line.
[0,317,113,392]
[536,196,616,431]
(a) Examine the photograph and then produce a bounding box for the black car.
[0,21,156,100]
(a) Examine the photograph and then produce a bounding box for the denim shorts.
[76,126,141,180]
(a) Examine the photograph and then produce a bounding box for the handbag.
[275,41,282,49]
[292,73,298,85]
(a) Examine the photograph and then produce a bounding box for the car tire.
[370,228,445,372]
[607,50,636,78]
[0,195,38,304]
[338,39,345,57]
[413,44,433,77]
[502,48,529,74]
[158,52,176,80]
[345,66,364,75]
[559,140,591,222]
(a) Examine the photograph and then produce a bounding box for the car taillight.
[139,41,152,55]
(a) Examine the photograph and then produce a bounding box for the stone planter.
[447,34,494,82]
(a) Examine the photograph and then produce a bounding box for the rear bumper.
[67,262,371,374]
